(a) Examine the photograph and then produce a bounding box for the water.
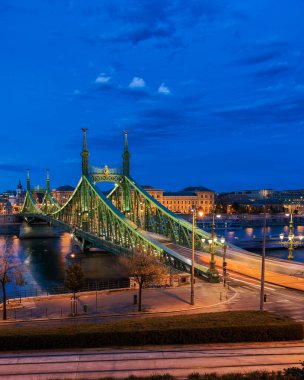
[0,232,123,295]
[1,223,303,296]
[222,224,304,262]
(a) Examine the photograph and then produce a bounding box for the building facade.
[52,185,75,206]
[144,186,214,214]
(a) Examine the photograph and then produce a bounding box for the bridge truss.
[21,131,222,281]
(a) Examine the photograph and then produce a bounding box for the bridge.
[20,130,304,289]
[21,130,224,282]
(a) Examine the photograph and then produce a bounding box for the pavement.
[1,341,304,379]
[0,279,236,327]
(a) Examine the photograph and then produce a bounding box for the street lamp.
[220,237,227,286]
[207,213,220,282]
[279,211,303,260]
[191,206,204,305]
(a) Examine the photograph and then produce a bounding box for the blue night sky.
[1,0,304,192]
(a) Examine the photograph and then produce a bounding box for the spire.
[81,128,89,175]
[17,179,22,190]
[46,169,50,192]
[26,169,31,191]
[122,130,130,177]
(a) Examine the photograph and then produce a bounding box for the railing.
[2,278,130,303]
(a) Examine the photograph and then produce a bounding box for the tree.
[0,238,25,320]
[120,249,167,312]
[64,263,84,300]
[64,263,84,316]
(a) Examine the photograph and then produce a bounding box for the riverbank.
[0,214,21,234]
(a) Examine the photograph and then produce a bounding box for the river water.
[1,223,304,295]
[0,231,125,296]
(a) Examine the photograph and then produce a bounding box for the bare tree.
[64,263,84,300]
[64,263,84,316]
[120,248,167,311]
[0,238,25,320]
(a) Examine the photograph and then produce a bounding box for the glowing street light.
[206,213,220,282]
[280,211,303,260]
[190,206,204,305]
[220,237,228,286]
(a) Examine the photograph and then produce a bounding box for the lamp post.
[207,213,220,282]
[279,211,303,260]
[259,202,267,311]
[191,206,204,305]
[220,237,227,286]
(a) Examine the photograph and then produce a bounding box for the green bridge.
[21,130,225,282]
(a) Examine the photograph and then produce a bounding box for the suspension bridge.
[20,130,304,289]
[20,130,223,282]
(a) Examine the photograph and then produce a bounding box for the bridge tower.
[122,130,130,177]
[26,169,31,191]
[46,169,50,193]
[80,128,89,231]
[122,131,131,213]
[81,128,89,175]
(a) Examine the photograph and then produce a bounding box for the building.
[144,186,214,214]
[0,180,26,214]
[217,188,304,214]
[52,185,75,206]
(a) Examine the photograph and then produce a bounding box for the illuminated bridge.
[20,130,304,289]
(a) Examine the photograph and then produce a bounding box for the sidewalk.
[0,280,236,325]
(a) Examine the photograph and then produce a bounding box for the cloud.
[214,92,304,127]
[128,77,146,89]
[255,62,290,78]
[0,163,29,172]
[95,73,111,84]
[82,0,226,47]
[240,51,283,65]
[158,83,171,95]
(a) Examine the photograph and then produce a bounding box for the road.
[216,272,304,322]
[0,342,303,379]
[165,241,304,291]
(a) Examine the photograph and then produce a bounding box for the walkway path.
[0,280,235,327]
[0,341,303,379]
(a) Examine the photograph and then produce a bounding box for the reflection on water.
[1,223,304,293]
[0,232,122,293]
[223,224,304,262]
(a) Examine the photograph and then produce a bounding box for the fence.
[2,278,130,303]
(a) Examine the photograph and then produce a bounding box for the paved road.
[0,342,303,379]
[165,241,304,291]
[214,272,304,322]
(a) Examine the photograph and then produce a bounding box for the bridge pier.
[19,221,59,239]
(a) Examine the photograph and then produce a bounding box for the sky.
[1,0,304,193]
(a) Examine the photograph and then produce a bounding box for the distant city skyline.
[1,1,304,191]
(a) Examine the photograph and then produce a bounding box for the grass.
[0,311,301,351]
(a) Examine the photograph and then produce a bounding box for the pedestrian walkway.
[0,280,236,325]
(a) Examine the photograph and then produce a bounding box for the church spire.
[81,128,89,175]
[122,130,130,177]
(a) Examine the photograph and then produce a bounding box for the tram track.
[0,343,304,379]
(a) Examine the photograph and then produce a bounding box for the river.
[0,231,125,297]
[1,223,304,297]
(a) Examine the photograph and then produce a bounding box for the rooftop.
[55,185,75,192]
